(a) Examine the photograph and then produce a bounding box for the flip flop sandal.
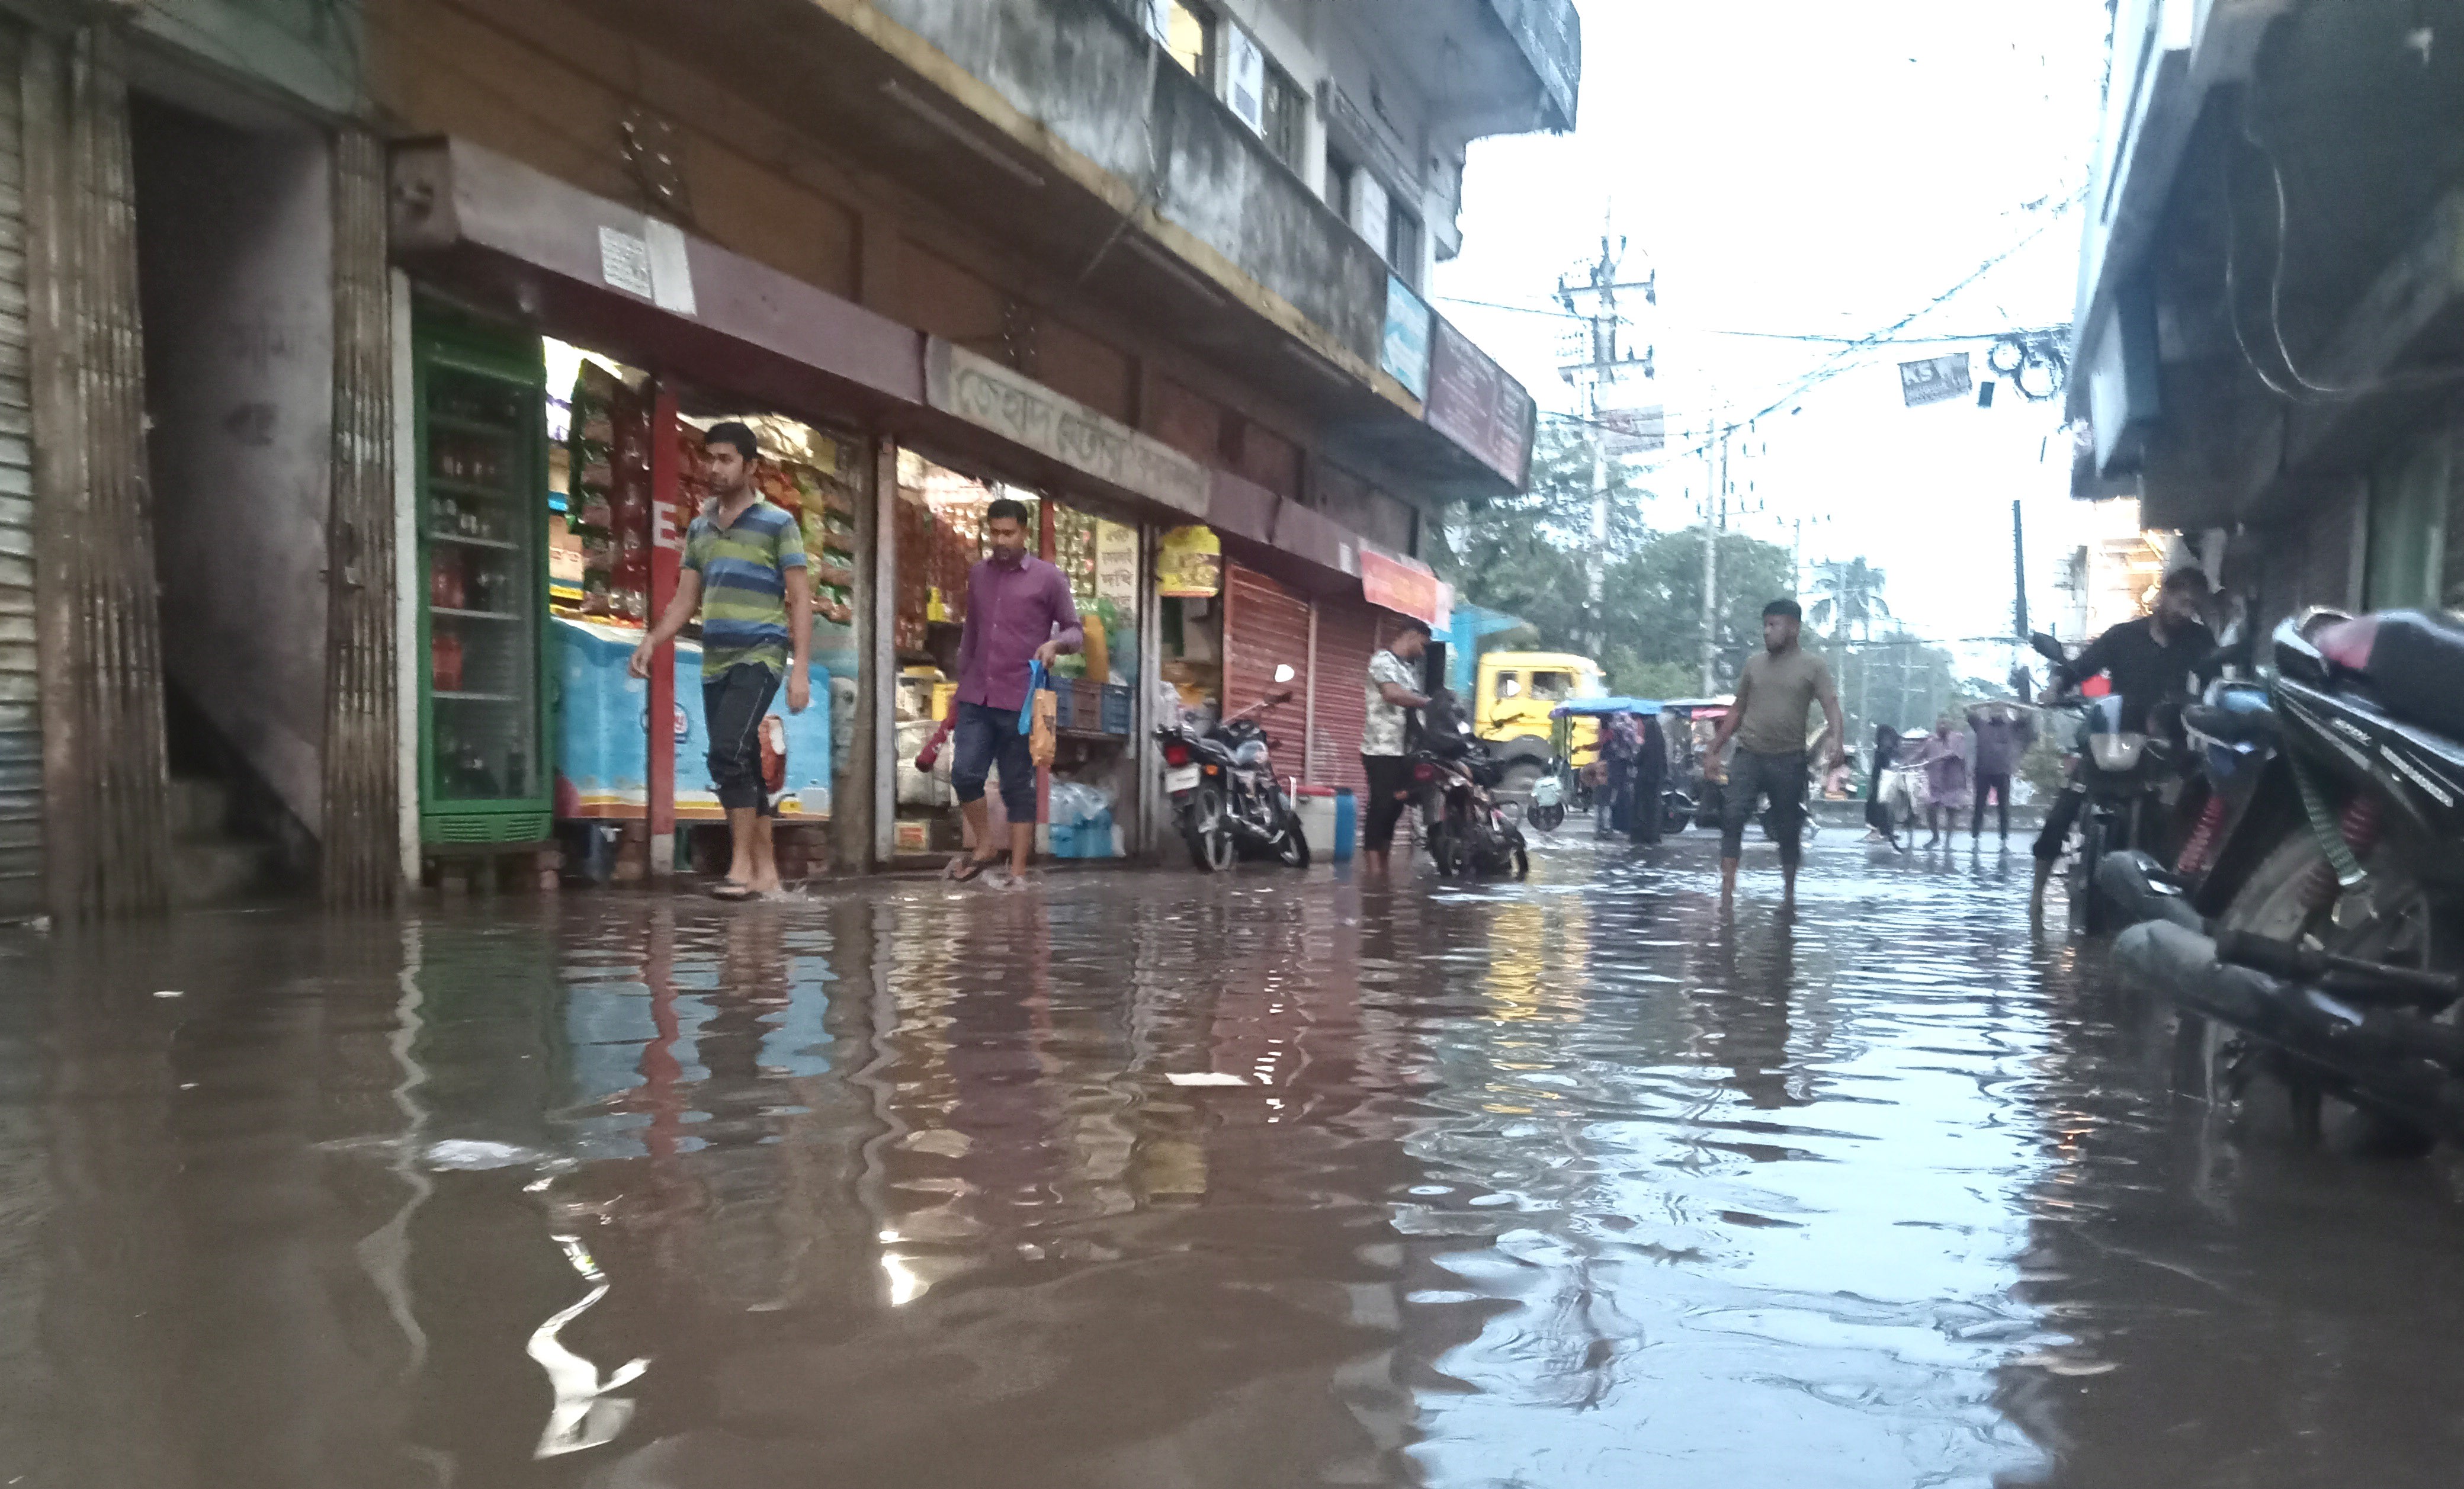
[945,855,997,884]
[709,882,759,901]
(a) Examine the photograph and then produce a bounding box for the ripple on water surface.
[7,836,2464,1487]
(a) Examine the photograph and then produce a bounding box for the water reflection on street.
[7,835,2464,1487]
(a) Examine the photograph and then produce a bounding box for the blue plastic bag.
[1018,659,1048,734]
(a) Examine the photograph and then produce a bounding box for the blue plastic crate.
[1050,681,1074,730]
[1099,683,1132,736]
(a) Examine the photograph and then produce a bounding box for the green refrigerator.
[415,313,552,846]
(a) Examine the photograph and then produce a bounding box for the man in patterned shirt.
[631,422,811,900]
[1359,619,1430,877]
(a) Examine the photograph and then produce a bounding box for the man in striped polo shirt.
[631,422,811,899]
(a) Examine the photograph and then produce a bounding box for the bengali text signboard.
[1424,317,1537,487]
[927,341,1210,517]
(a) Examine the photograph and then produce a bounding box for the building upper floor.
[2068,0,2464,532]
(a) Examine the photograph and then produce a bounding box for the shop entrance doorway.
[130,92,334,903]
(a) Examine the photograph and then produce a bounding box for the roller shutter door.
[1223,563,1312,766]
[0,25,38,920]
[1311,599,1383,798]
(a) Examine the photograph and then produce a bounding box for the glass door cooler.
[416,315,552,845]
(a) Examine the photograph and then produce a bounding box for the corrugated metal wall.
[0,24,40,919]
[1311,598,1379,800]
[1223,564,1312,766]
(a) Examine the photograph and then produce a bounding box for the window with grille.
[1388,208,1423,288]
[1263,63,1306,169]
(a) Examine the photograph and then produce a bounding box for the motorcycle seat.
[2184,703,2274,744]
[2353,611,2464,740]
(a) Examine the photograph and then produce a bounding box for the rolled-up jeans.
[704,662,781,816]
[1719,748,1808,868]
[951,699,1037,822]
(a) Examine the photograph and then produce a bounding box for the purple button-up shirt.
[955,551,1082,712]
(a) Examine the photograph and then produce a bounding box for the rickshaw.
[1655,697,1735,831]
[1547,698,1663,834]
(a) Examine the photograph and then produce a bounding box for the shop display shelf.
[428,476,518,501]
[432,607,524,622]
[434,690,522,703]
[428,412,521,438]
[431,531,520,551]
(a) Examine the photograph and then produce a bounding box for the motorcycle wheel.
[1510,833,1529,880]
[2071,811,2109,935]
[1273,810,1311,868]
[2193,832,2447,1157]
[1430,822,1462,877]
[1530,802,1565,833]
[1185,787,1237,874]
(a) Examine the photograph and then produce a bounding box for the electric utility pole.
[1555,226,1654,652]
[1699,422,1728,694]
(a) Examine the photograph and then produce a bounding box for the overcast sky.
[1434,0,2118,674]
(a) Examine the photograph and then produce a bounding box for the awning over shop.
[389,135,1446,596]
[388,136,923,421]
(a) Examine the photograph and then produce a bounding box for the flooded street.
[7,835,2464,1488]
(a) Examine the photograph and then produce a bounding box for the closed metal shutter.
[1311,598,1384,798]
[1223,563,1312,769]
[0,26,38,920]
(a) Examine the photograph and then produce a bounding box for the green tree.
[1602,527,1798,689]
[1433,422,1652,648]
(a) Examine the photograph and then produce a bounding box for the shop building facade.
[2,0,1575,916]
[2068,0,2464,626]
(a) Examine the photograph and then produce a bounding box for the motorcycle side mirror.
[2029,631,2065,663]
[1273,663,1295,683]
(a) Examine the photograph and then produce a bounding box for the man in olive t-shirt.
[1705,598,1846,904]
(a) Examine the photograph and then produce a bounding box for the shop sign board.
[1424,318,1536,487]
[1096,521,1140,605]
[1359,548,1443,627]
[1156,525,1223,598]
[927,341,1210,518]
[1381,275,1432,400]
[1899,352,1972,406]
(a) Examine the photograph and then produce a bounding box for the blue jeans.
[951,700,1037,821]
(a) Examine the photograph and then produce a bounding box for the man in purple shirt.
[948,496,1082,884]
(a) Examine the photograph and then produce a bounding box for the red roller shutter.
[1223,563,1313,765]
[1311,598,1384,797]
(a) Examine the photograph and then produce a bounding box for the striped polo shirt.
[684,499,807,677]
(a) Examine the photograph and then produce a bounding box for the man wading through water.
[1703,598,1846,905]
[633,422,812,900]
[946,496,1081,887]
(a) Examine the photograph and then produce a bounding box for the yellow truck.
[1473,650,1609,792]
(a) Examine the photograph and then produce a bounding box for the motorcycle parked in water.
[1155,680,1310,873]
[1412,691,1530,879]
[2028,631,2193,933]
[2103,608,2464,1154]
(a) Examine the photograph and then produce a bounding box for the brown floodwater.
[5,834,2464,1488]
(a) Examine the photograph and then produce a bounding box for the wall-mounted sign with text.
[1381,276,1432,401]
[926,340,1210,518]
[1423,318,1536,488]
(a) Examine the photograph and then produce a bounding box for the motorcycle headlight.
[2089,733,2147,772]
[1233,740,1269,768]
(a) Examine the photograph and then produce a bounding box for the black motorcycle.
[2029,631,2190,933]
[2103,608,2464,1154]
[1412,691,1529,880]
[1156,688,1310,872]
